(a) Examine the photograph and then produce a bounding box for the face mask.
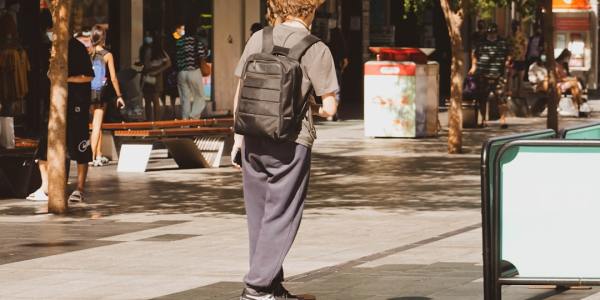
[144,37,153,44]
[180,30,185,36]
[46,31,54,42]
[540,55,547,63]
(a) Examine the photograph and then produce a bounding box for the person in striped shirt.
[469,23,510,129]
[175,23,208,119]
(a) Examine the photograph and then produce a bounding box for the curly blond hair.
[266,0,282,26]
[266,0,324,24]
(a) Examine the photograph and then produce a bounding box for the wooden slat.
[114,127,233,137]
[94,118,234,130]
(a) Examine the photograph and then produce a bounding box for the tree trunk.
[440,0,465,154]
[47,0,71,214]
[543,0,559,131]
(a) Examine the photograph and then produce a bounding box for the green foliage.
[403,0,434,15]
[402,0,536,18]
[513,0,538,21]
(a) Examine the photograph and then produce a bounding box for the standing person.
[27,34,95,202]
[506,20,527,96]
[162,23,184,120]
[39,8,53,134]
[175,22,208,120]
[525,25,544,73]
[468,23,510,128]
[140,32,171,121]
[232,0,338,299]
[89,25,125,167]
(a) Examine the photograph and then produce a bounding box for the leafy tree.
[404,0,543,153]
[47,0,72,214]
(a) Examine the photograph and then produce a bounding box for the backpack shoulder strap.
[262,26,274,54]
[288,34,320,61]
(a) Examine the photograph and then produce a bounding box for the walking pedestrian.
[469,23,510,128]
[162,23,184,120]
[89,25,125,167]
[175,22,208,120]
[140,32,171,121]
[27,34,95,202]
[232,0,337,299]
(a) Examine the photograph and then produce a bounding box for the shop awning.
[553,0,591,11]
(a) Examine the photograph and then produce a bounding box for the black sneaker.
[273,285,315,300]
[273,285,298,299]
[240,287,275,300]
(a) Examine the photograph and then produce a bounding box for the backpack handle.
[262,26,275,54]
[272,46,290,56]
[262,26,320,60]
[288,35,320,61]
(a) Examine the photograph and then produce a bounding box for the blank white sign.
[117,144,153,173]
[501,147,600,278]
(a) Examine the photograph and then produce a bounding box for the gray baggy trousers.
[242,136,311,289]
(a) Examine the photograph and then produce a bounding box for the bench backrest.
[114,127,233,137]
[98,118,234,130]
[561,122,600,140]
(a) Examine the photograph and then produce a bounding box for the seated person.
[555,49,583,109]
[528,55,548,93]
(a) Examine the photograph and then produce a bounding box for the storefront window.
[70,0,110,32]
[143,0,214,101]
[568,33,585,68]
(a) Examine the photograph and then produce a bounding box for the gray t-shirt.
[234,22,339,148]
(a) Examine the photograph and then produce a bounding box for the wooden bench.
[98,118,234,130]
[95,118,234,161]
[114,126,234,173]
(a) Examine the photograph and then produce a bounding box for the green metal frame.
[480,130,555,300]
[489,140,600,299]
[561,122,600,140]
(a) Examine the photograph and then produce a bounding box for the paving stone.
[2,115,600,299]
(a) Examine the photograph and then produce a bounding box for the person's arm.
[341,58,349,73]
[528,65,537,83]
[146,51,172,75]
[231,80,243,168]
[105,53,125,108]
[197,39,208,61]
[311,93,337,118]
[468,50,477,75]
[67,75,93,83]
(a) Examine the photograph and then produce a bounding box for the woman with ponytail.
[89,25,125,167]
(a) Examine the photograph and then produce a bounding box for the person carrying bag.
[231,1,339,299]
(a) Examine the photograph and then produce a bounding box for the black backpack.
[235,26,320,141]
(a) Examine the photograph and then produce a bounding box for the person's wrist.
[318,106,329,118]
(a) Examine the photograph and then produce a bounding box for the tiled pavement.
[1,110,600,299]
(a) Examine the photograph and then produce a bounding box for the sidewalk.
[1,111,600,299]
